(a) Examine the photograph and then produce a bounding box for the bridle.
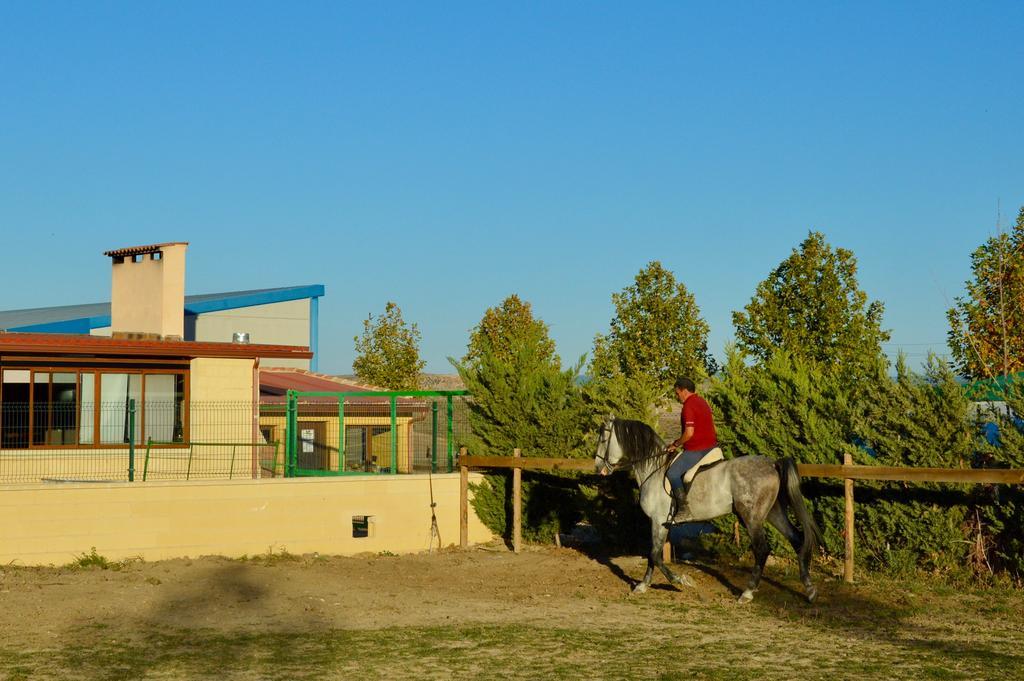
[596,420,618,474]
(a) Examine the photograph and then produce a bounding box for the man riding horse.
[664,377,718,524]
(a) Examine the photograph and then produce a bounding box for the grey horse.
[594,416,821,603]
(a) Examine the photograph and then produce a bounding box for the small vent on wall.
[352,515,375,538]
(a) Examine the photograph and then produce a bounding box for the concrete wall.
[0,474,494,565]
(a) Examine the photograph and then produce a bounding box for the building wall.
[109,244,187,338]
[194,299,310,370]
[91,298,312,369]
[190,357,255,402]
[260,414,415,473]
[0,474,494,565]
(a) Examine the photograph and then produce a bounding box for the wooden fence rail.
[458,454,1024,583]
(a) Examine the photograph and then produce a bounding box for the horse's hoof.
[631,583,649,596]
[738,589,754,604]
[805,585,818,603]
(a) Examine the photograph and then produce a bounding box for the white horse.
[595,416,821,603]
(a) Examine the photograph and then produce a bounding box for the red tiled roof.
[0,332,312,360]
[260,368,375,394]
[259,368,425,408]
[103,242,189,258]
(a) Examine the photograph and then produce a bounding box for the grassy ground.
[0,547,1021,680]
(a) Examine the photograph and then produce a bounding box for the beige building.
[0,243,313,483]
[0,242,325,371]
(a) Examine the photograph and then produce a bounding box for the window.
[144,374,185,443]
[0,367,187,449]
[343,425,392,471]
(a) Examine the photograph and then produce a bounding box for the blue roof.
[0,285,325,334]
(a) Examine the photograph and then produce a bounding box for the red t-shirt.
[681,393,718,451]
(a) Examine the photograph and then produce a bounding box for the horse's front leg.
[633,517,693,595]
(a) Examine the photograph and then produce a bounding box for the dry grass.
[0,548,1020,680]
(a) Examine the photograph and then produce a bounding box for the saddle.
[664,447,725,494]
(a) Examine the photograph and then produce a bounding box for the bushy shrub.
[708,348,978,576]
[975,378,1024,578]
[453,296,591,544]
[469,472,585,544]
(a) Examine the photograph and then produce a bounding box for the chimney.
[104,242,188,340]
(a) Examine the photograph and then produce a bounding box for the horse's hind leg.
[738,513,770,604]
[766,501,816,602]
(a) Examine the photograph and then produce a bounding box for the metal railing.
[281,390,473,477]
[0,393,475,485]
[0,401,260,484]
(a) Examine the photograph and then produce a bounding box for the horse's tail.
[778,458,823,563]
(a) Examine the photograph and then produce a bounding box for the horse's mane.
[612,418,668,469]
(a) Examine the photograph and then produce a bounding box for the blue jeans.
[667,448,714,491]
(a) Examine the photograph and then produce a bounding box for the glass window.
[144,374,185,443]
[0,368,186,448]
[51,373,78,445]
[99,373,141,444]
[1,370,30,449]
[32,373,50,446]
[344,426,368,470]
[79,373,95,445]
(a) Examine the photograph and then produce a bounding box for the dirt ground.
[1,544,1022,680]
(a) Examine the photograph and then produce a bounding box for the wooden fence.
[457,451,1024,583]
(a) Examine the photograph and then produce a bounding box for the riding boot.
[667,486,690,524]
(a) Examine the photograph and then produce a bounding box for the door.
[296,421,329,471]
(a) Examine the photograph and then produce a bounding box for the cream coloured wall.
[194,299,310,369]
[0,474,494,565]
[109,244,187,338]
[188,357,257,459]
[189,357,254,402]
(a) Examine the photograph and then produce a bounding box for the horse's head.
[594,414,622,475]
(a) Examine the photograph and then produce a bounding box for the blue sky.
[1,2,1022,373]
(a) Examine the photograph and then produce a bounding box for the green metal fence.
[282,390,472,477]
[0,393,473,484]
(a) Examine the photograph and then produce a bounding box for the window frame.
[0,365,190,449]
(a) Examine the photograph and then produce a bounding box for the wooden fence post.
[844,452,855,584]
[513,448,522,554]
[459,446,468,548]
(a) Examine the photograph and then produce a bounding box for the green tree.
[732,231,889,375]
[586,261,714,427]
[352,301,425,390]
[463,294,556,367]
[708,347,976,575]
[947,206,1024,379]
[451,297,588,542]
[975,377,1024,577]
[591,261,716,384]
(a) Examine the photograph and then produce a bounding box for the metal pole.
[390,395,397,474]
[286,391,297,478]
[128,398,136,482]
[229,444,236,480]
[446,394,454,473]
[143,437,152,482]
[431,402,438,473]
[338,397,346,472]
